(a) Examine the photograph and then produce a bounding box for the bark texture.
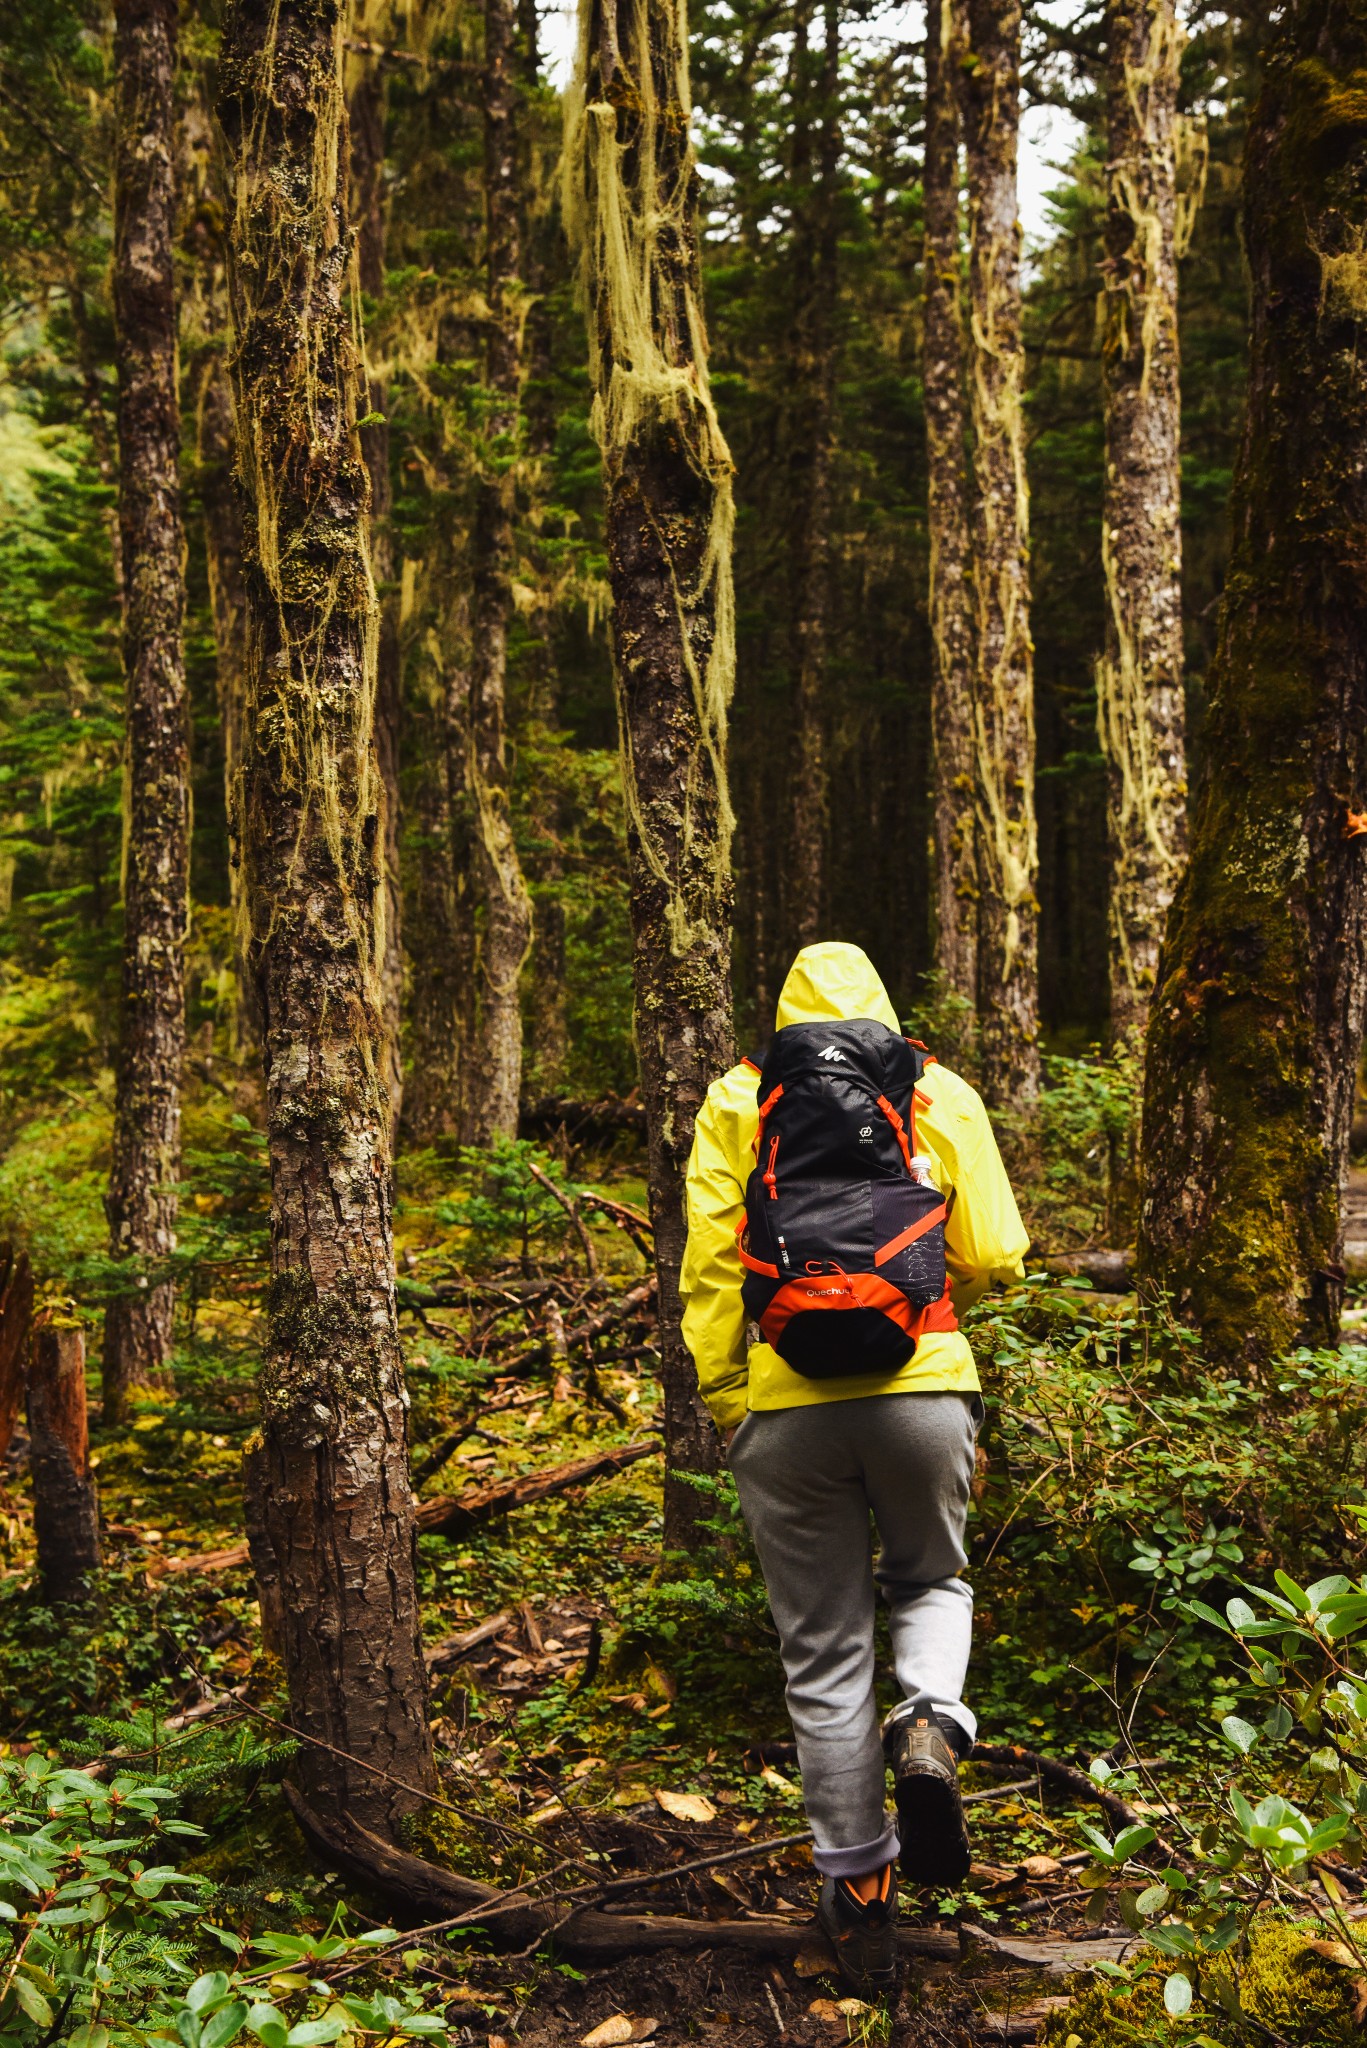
[566,0,737,1546]
[0,1245,34,1465]
[960,0,1040,1103]
[105,0,190,1420]
[217,0,436,1833]
[784,0,839,949]
[196,346,258,1048]
[349,54,405,1143]
[1138,0,1367,1367]
[463,0,535,1145]
[1098,0,1188,1037]
[924,0,978,1004]
[27,1316,101,1604]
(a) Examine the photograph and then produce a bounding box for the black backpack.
[737,1018,957,1378]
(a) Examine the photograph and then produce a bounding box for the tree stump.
[27,1314,101,1603]
[0,1244,35,1466]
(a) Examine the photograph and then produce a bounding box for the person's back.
[681,942,1028,1994]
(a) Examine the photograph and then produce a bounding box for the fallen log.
[498,1278,657,1378]
[424,1610,514,1671]
[519,1094,647,1143]
[283,1787,1135,1972]
[416,1439,659,1539]
[972,1744,1192,1871]
[1034,1250,1135,1292]
[157,1439,660,1576]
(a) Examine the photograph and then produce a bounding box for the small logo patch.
[817,1046,846,1063]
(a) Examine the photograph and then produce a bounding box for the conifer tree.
[217,0,436,1831]
[1098,0,1189,1037]
[961,0,1040,1102]
[1139,0,1367,1368]
[565,0,737,1545]
[104,0,190,1421]
[924,0,977,1003]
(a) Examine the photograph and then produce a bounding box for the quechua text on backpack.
[736,1019,958,1377]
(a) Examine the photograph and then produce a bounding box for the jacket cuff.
[703,1380,749,1432]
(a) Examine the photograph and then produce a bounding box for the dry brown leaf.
[581,2020,635,2048]
[1020,1854,1063,1879]
[837,2001,872,2018]
[709,1868,753,1907]
[488,2037,512,2048]
[1307,1938,1360,1970]
[1350,1976,1367,2027]
[526,1800,564,1826]
[654,1788,717,1823]
[570,1755,605,1780]
[630,2025,660,2042]
[807,2000,843,2022]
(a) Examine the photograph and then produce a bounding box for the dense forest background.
[5,0,1367,2044]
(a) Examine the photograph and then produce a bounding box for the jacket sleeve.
[923,1067,1030,1315]
[680,1071,754,1431]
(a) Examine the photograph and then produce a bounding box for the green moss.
[1042,1921,1362,2048]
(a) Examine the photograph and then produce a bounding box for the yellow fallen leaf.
[570,1755,606,1780]
[526,1800,564,1826]
[1020,1854,1062,1880]
[760,1765,799,1796]
[837,2000,872,2018]
[654,1788,717,1823]
[808,2000,843,2022]
[630,2025,659,2041]
[581,2019,635,2047]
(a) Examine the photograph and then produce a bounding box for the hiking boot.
[816,1866,900,1998]
[884,1693,972,1888]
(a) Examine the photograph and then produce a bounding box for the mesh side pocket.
[868,1181,947,1308]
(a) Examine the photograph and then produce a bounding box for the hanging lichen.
[1096,0,1191,1033]
[562,0,737,957]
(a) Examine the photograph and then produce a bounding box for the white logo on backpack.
[817,1046,846,1062]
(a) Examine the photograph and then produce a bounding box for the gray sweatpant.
[728,1392,979,1878]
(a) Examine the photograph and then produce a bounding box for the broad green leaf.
[1273,1570,1311,1612]
[1136,1884,1169,1915]
[1111,1824,1156,1862]
[1307,1575,1351,1606]
[1220,1714,1259,1756]
[188,1973,233,2015]
[1146,1922,1198,1957]
[68,2027,111,2048]
[202,2001,250,2048]
[1226,1596,1257,1631]
[1164,1973,1193,2018]
[283,2021,346,2046]
[399,2016,448,2036]
[246,2004,288,2048]
[13,1976,54,2027]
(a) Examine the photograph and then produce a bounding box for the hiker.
[680,942,1028,1994]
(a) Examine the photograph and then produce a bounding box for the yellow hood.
[774,943,900,1033]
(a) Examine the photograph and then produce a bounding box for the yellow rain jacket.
[680,942,1029,1430]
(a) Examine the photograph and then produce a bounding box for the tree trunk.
[217,0,436,1834]
[104,0,191,1423]
[924,0,978,1004]
[960,0,1040,1104]
[464,0,535,1146]
[784,0,838,950]
[195,346,259,1052]
[1098,0,1188,1039]
[566,0,738,1547]
[1138,0,1367,1368]
[349,54,405,1145]
[0,1245,35,1466]
[27,1315,101,1604]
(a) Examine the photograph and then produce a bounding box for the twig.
[527,1162,599,1281]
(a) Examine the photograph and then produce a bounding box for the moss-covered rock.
[1041,1919,1362,2047]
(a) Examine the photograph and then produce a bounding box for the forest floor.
[4,1084,1367,2045]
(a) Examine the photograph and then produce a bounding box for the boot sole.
[895,1768,971,1887]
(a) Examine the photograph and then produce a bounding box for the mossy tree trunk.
[349,50,405,1144]
[961,0,1040,1104]
[104,0,191,1422]
[784,0,838,950]
[1098,0,1188,1039]
[217,0,436,1833]
[196,347,258,1052]
[567,0,738,1547]
[463,0,535,1145]
[925,0,978,1003]
[1138,0,1367,1367]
